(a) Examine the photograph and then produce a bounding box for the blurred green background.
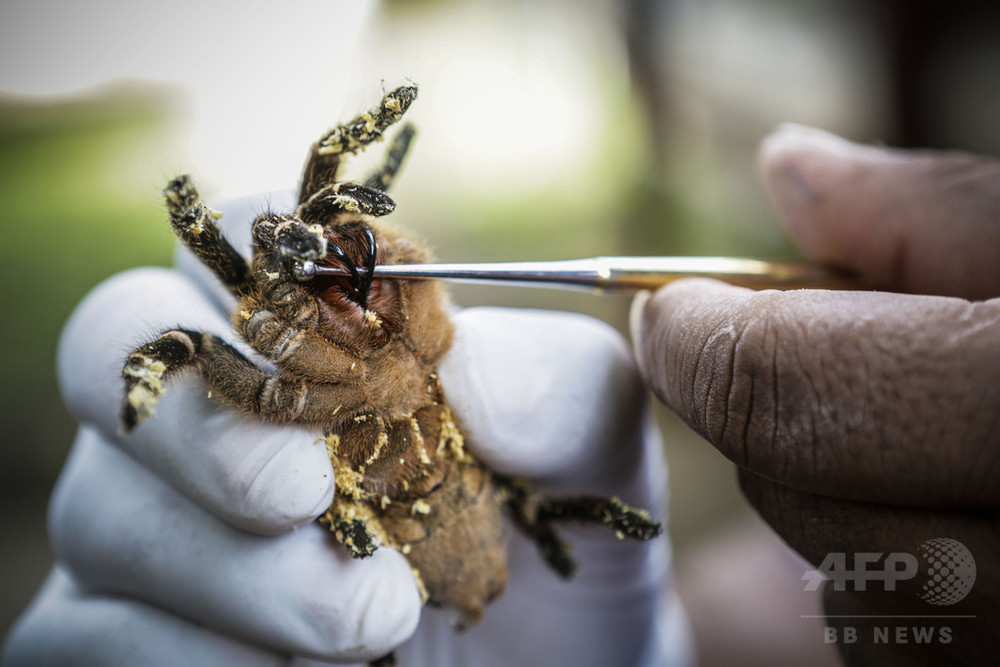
[2,0,999,664]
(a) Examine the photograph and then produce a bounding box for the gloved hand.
[3,192,687,666]
[632,125,1000,666]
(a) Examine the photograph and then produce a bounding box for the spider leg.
[298,85,418,204]
[363,123,416,192]
[297,182,396,225]
[236,302,365,383]
[366,651,396,667]
[121,329,202,431]
[163,175,251,296]
[319,498,383,560]
[274,218,328,262]
[496,476,578,578]
[251,212,351,319]
[122,329,370,431]
[495,475,663,579]
[533,495,663,541]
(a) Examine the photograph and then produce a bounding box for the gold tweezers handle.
[592,257,859,291]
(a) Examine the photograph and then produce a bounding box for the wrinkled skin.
[633,125,1000,666]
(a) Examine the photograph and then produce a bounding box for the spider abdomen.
[322,375,509,622]
[381,457,507,625]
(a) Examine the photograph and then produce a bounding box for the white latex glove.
[3,192,689,666]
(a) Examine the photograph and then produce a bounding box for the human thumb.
[630,129,1000,507]
[758,124,1000,300]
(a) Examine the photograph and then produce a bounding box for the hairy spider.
[122,85,662,649]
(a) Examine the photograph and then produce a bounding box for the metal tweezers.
[304,256,860,292]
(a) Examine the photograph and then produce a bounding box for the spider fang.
[325,240,363,293]
[357,224,378,306]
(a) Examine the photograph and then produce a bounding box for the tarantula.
[121,85,662,646]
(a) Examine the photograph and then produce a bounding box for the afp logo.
[803,538,976,605]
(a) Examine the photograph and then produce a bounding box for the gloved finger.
[632,279,1000,508]
[738,469,997,664]
[759,125,1000,300]
[395,525,681,667]
[50,427,420,663]
[2,568,286,667]
[437,306,664,502]
[57,267,334,535]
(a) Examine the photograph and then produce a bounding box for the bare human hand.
[632,125,1000,666]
